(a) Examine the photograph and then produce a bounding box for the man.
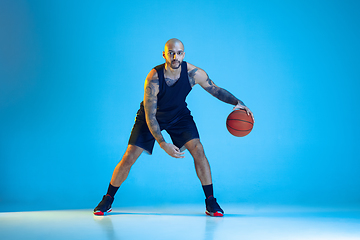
[94,38,254,217]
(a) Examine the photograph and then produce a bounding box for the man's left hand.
[233,102,255,123]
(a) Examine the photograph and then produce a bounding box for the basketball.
[226,109,254,137]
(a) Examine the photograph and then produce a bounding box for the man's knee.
[121,145,142,168]
[188,139,205,158]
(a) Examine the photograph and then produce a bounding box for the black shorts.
[128,113,200,154]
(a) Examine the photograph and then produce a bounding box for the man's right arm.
[143,69,184,158]
[143,69,164,144]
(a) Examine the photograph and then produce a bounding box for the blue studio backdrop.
[0,0,359,210]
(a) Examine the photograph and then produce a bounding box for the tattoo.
[188,68,198,87]
[165,77,179,87]
[144,78,164,144]
[204,76,242,105]
[145,79,157,97]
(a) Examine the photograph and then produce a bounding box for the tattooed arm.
[143,69,185,158]
[202,76,244,106]
[187,63,254,120]
[143,69,164,144]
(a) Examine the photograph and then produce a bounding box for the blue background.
[0,0,359,210]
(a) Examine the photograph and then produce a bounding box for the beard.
[170,60,181,69]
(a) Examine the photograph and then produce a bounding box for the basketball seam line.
[227,119,253,124]
[226,124,253,132]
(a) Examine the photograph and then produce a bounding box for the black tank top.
[138,61,192,124]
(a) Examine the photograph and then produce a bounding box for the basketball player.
[94,38,254,217]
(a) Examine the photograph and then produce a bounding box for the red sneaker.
[205,196,224,217]
[93,195,113,216]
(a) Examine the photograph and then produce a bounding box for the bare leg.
[185,139,224,216]
[110,144,143,187]
[184,138,212,185]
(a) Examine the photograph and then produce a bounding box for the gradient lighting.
[0,0,359,211]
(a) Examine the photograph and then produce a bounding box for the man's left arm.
[194,68,254,121]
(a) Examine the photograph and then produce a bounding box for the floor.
[1,205,360,240]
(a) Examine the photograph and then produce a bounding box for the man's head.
[163,38,185,70]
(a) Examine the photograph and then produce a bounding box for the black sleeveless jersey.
[137,61,192,124]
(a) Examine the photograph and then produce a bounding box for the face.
[163,40,185,70]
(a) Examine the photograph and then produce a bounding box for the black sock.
[202,184,214,199]
[106,183,119,198]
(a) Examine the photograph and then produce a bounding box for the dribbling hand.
[233,102,255,123]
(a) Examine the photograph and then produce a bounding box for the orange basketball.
[226,109,254,137]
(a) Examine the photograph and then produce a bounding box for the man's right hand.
[160,142,185,158]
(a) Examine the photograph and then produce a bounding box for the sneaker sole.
[94,208,112,216]
[205,210,224,217]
